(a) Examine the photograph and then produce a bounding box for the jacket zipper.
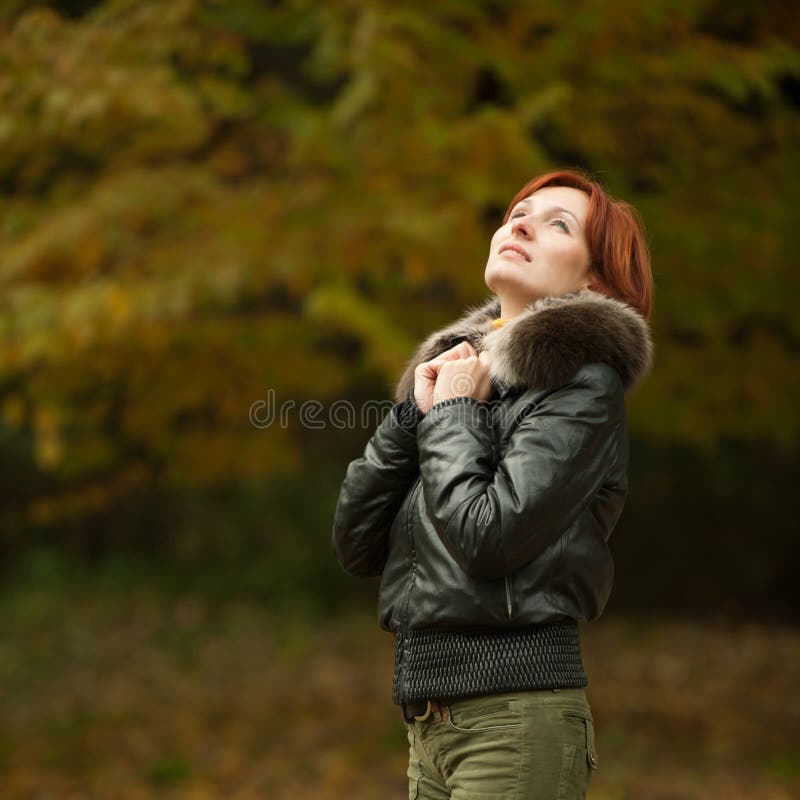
[504,574,513,620]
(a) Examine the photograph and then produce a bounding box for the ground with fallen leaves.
[1,583,798,799]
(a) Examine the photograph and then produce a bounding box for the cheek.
[490,227,507,249]
[557,240,590,268]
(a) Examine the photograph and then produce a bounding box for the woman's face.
[485,186,592,311]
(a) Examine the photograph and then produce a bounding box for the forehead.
[517,186,589,222]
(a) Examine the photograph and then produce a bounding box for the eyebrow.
[514,199,581,228]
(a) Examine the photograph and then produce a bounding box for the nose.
[510,215,532,239]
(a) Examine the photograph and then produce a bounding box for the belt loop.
[413,700,432,722]
[585,718,599,769]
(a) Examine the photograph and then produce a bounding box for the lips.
[498,243,531,262]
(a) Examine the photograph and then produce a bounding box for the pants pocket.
[447,695,524,732]
[562,712,599,770]
[557,713,599,799]
[441,704,525,798]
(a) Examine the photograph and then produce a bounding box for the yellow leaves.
[0,0,796,520]
[6,5,63,40]
[516,81,573,130]
[330,70,379,129]
[0,2,212,188]
[305,283,413,377]
[403,252,429,286]
[629,323,800,456]
[33,404,63,469]
[105,284,134,331]
[2,394,26,429]
[164,428,299,487]
[26,464,151,526]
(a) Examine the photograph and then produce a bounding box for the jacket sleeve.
[416,364,624,580]
[332,387,424,577]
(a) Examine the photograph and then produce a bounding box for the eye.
[509,211,570,231]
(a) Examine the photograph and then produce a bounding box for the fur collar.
[394,288,654,403]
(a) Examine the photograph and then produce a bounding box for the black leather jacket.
[332,289,653,703]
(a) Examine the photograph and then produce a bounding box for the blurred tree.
[0,0,797,531]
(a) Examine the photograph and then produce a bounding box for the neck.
[497,294,534,320]
[496,284,592,320]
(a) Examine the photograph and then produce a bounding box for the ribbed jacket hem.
[392,622,587,705]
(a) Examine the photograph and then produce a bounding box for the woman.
[332,168,654,799]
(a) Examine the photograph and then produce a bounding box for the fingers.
[428,341,476,366]
[437,354,485,376]
[440,341,477,360]
[416,343,485,405]
[418,341,478,371]
[438,350,490,369]
[431,350,493,404]
[415,360,440,381]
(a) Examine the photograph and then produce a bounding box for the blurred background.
[0,1,798,797]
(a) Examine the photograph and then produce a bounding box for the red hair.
[503,169,654,320]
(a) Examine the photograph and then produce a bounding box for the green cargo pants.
[404,688,598,799]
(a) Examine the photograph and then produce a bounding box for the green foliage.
[0,0,797,530]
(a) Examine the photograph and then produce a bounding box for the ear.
[584,269,608,294]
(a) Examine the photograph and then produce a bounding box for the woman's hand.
[432,350,493,407]
[414,341,480,414]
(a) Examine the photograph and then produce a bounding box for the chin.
[485,263,523,293]
[485,268,537,300]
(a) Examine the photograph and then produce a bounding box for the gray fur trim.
[393,289,653,403]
